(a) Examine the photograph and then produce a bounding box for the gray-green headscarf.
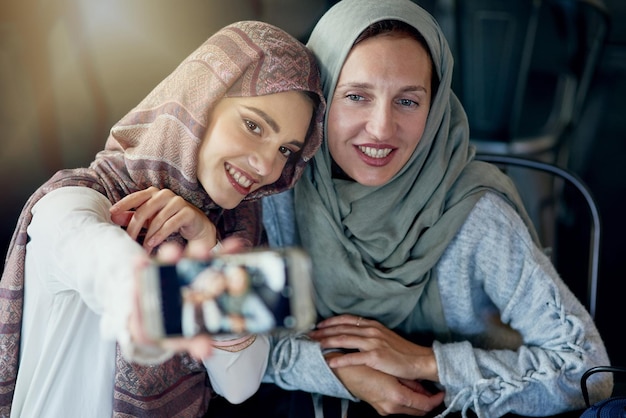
[295,0,537,335]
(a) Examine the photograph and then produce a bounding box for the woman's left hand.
[309,314,439,383]
[110,187,218,253]
[325,355,445,416]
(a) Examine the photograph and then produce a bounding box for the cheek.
[406,112,429,149]
[260,159,288,187]
[326,133,344,166]
[199,127,242,169]
[196,140,210,176]
[326,107,356,160]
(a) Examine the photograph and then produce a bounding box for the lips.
[356,144,395,166]
[358,145,392,158]
[225,163,255,195]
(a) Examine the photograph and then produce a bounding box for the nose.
[366,102,395,141]
[248,145,275,178]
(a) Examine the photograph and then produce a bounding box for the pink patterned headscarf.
[0,21,324,417]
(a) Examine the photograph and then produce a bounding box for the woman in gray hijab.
[254,0,613,417]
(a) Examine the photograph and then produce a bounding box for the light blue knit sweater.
[261,191,612,417]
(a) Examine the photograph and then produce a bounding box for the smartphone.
[139,247,316,339]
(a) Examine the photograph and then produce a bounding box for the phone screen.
[146,249,313,338]
[158,264,185,336]
[159,255,296,337]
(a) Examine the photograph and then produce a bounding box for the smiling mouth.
[358,145,393,158]
[225,163,254,191]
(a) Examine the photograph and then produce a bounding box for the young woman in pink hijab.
[0,20,324,418]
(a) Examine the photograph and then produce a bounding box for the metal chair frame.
[581,365,626,407]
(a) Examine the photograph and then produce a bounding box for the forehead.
[218,92,313,120]
[339,34,432,86]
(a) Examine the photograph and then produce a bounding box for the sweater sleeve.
[262,330,358,400]
[432,193,612,417]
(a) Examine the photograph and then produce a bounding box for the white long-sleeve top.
[12,186,268,418]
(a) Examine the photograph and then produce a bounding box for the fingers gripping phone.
[140,248,316,339]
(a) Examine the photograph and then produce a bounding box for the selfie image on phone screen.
[141,248,315,339]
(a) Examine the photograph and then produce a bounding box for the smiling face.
[197,91,314,209]
[327,33,433,186]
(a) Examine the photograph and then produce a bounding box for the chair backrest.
[453,0,540,143]
[547,0,611,127]
[475,153,600,318]
[450,0,610,158]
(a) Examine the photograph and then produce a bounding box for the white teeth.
[359,146,392,158]
[226,164,252,188]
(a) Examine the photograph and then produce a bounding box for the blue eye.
[399,98,418,107]
[347,94,364,102]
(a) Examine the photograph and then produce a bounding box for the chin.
[353,173,393,187]
[225,200,243,210]
[361,180,388,187]
[213,196,242,210]
[344,164,395,186]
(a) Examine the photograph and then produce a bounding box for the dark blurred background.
[1,0,625,371]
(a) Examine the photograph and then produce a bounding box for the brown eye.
[244,119,261,135]
[278,145,294,159]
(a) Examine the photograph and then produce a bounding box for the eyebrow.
[243,105,280,133]
[242,105,305,149]
[338,82,428,94]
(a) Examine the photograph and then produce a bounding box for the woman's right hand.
[127,242,214,361]
[325,352,445,416]
[110,187,217,253]
[128,239,248,361]
[311,314,439,382]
